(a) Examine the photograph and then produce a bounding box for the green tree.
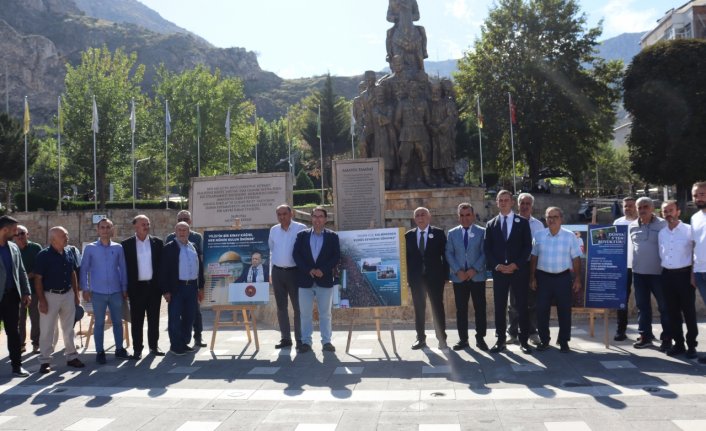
[455,0,622,186]
[153,65,254,194]
[0,113,38,210]
[623,39,706,203]
[63,46,148,208]
[300,74,351,187]
[256,117,291,174]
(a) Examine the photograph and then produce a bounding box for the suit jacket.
[158,239,205,294]
[235,264,269,283]
[292,228,340,288]
[445,224,487,283]
[483,213,532,270]
[405,226,448,286]
[121,235,164,296]
[0,241,30,298]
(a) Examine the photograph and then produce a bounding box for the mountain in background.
[596,32,644,66]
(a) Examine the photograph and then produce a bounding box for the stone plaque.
[190,173,292,228]
[333,158,385,230]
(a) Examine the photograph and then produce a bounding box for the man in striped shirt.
[530,207,582,353]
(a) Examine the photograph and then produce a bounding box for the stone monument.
[353,0,460,190]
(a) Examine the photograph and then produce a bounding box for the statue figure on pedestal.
[386,0,428,72]
[430,81,458,185]
[395,80,434,188]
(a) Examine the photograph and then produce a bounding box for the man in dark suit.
[483,190,533,354]
[159,222,205,355]
[292,207,340,353]
[235,252,269,283]
[121,215,164,359]
[405,207,448,350]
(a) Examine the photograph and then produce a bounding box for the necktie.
[252,267,258,282]
[502,215,508,241]
[419,230,426,255]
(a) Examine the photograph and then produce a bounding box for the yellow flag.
[23,97,30,135]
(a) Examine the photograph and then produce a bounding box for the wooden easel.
[209,304,259,350]
[574,307,610,348]
[345,307,397,354]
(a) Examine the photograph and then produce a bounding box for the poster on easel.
[202,229,270,307]
[584,224,628,309]
[336,227,407,308]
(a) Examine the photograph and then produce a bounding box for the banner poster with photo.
[202,229,270,307]
[337,227,407,309]
[584,224,628,309]
[561,225,588,307]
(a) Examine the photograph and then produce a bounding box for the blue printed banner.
[585,224,628,309]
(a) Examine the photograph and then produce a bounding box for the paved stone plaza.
[1,311,706,431]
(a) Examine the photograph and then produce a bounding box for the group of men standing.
[0,210,209,377]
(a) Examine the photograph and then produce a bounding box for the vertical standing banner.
[584,224,628,309]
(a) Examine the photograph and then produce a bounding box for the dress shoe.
[666,344,686,357]
[452,341,469,351]
[39,363,51,374]
[489,342,506,353]
[529,334,541,346]
[686,347,698,359]
[520,343,533,354]
[12,366,30,377]
[411,340,427,350]
[275,340,293,349]
[613,332,627,341]
[130,351,142,360]
[31,345,40,355]
[297,343,312,353]
[193,338,207,347]
[96,352,107,364]
[149,348,166,356]
[115,348,130,359]
[322,343,336,352]
[475,339,489,351]
[506,335,518,345]
[659,339,673,353]
[67,358,85,368]
[559,342,570,353]
[536,341,550,351]
[633,338,653,349]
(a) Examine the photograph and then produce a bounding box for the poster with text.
[202,229,270,307]
[337,228,407,308]
[585,224,628,309]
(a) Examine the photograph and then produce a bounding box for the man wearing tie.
[236,252,269,283]
[483,190,533,354]
[445,203,487,351]
[121,215,164,359]
[405,207,448,350]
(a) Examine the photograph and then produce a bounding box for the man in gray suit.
[445,203,488,351]
[0,216,32,377]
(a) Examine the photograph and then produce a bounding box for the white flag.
[225,107,231,140]
[165,100,171,135]
[129,99,136,133]
[91,96,99,133]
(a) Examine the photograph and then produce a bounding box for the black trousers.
[508,283,537,336]
[662,268,698,348]
[410,275,446,342]
[272,266,301,343]
[129,281,163,351]
[536,271,573,344]
[453,280,486,341]
[616,268,633,334]
[493,268,529,344]
[193,305,203,340]
[1,288,22,368]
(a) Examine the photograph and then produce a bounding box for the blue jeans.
[167,284,198,352]
[299,284,333,346]
[91,292,125,353]
[633,273,670,340]
[695,272,706,308]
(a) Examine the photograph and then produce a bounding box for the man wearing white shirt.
[613,196,637,341]
[690,182,706,363]
[659,200,698,359]
[268,204,306,350]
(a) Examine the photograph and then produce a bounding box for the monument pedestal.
[385,186,486,230]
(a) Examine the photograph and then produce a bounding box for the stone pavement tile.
[417,399,496,411]
[625,420,683,431]
[672,419,706,431]
[544,421,591,431]
[293,424,338,431]
[64,418,115,431]
[175,421,222,431]
[207,399,279,411]
[308,401,383,412]
[253,424,297,431]
[377,411,460,425]
[496,406,586,428]
[135,409,233,431]
[0,416,17,426]
[354,380,393,391]
[262,410,342,424]
[386,377,422,390]
[216,409,270,430]
[419,425,460,431]
[335,411,381,431]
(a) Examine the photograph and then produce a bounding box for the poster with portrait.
[336,228,407,308]
[202,229,270,307]
[584,224,629,309]
[562,224,588,307]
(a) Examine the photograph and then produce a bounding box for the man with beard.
[690,181,706,363]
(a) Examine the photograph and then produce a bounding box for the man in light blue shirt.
[80,218,128,364]
[530,207,582,353]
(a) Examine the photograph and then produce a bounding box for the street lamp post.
[134,157,151,201]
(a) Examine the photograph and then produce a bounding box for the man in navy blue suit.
[292,207,340,353]
[235,252,269,283]
[483,190,533,354]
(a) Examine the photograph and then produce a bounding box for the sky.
[137,0,674,79]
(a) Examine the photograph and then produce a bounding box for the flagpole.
[253,108,258,174]
[318,104,324,205]
[476,95,484,185]
[92,95,98,210]
[196,104,201,177]
[286,107,292,176]
[130,98,136,209]
[23,96,28,212]
[165,100,169,210]
[226,106,231,175]
[508,92,517,195]
[57,95,62,212]
[350,103,355,159]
